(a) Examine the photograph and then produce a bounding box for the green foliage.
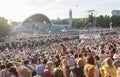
[111,15,120,27]
[0,17,11,37]
[62,19,69,24]
[96,15,111,28]
[52,15,120,28]
[10,21,19,26]
[72,18,85,28]
[52,18,69,24]
[96,15,120,28]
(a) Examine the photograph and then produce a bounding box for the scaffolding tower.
[79,10,98,39]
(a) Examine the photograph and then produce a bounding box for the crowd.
[0,28,120,77]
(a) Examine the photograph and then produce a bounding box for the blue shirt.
[36,64,46,77]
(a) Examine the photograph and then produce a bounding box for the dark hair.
[9,67,18,77]
[87,49,91,53]
[86,56,95,65]
[113,60,120,69]
[101,50,105,54]
[95,55,100,61]
[0,65,5,69]
[61,44,63,46]
[74,53,78,58]
[78,53,83,58]
[83,53,87,57]
[24,60,29,65]
[43,58,48,64]
[6,63,13,69]
[31,59,37,64]
[105,58,113,67]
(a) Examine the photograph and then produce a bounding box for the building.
[112,10,120,16]
[69,9,72,27]
[12,13,70,35]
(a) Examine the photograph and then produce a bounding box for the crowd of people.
[0,28,120,77]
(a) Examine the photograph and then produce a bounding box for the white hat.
[113,54,119,59]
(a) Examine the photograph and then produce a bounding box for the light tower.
[69,9,72,27]
[79,10,97,39]
[86,10,96,28]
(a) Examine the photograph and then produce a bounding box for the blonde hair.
[52,67,64,77]
[33,75,42,77]
[77,58,85,67]
[46,61,53,68]
[84,64,96,77]
[60,59,68,68]
[20,68,32,77]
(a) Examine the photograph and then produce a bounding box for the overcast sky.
[0,0,120,22]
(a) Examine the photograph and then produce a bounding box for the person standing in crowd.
[100,58,117,77]
[0,65,5,76]
[24,60,37,76]
[67,53,75,67]
[61,44,67,55]
[9,67,19,77]
[19,60,32,77]
[51,67,65,77]
[113,60,120,77]
[98,50,107,62]
[44,61,53,77]
[84,64,96,77]
[60,59,70,77]
[1,63,13,77]
[36,58,47,77]
[84,56,99,77]
[113,60,120,69]
[70,58,85,77]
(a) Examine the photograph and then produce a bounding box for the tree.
[0,17,11,37]
[51,15,120,28]
[111,15,120,27]
[52,18,69,25]
[10,21,19,26]
[72,18,82,28]
[96,15,111,28]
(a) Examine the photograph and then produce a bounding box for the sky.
[0,0,120,22]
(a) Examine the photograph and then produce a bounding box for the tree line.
[52,15,120,28]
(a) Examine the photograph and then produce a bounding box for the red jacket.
[44,67,51,77]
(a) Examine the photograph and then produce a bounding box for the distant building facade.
[112,10,120,16]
